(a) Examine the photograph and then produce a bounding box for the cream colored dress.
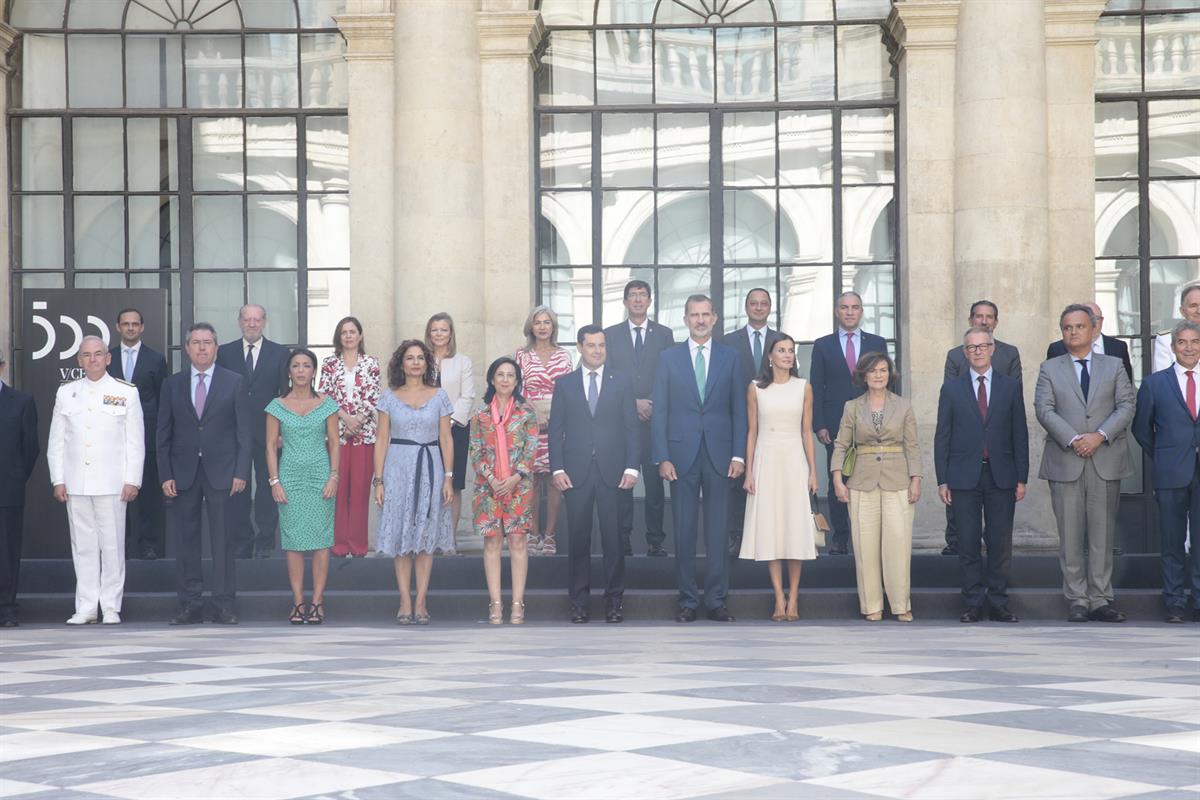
[739,377,818,561]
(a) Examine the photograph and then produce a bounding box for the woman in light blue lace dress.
[374,340,455,625]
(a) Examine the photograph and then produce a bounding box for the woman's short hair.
[853,350,897,390]
[483,356,525,405]
[284,348,319,396]
[387,339,438,389]
[424,312,458,358]
[332,316,365,356]
[753,333,799,389]
[522,305,559,350]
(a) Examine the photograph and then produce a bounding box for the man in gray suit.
[1035,304,1136,623]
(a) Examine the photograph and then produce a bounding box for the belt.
[857,446,903,455]
[390,438,440,524]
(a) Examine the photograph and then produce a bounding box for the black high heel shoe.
[289,604,309,625]
[307,603,324,624]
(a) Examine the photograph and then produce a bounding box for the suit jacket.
[436,353,475,426]
[722,325,777,388]
[107,342,168,433]
[0,383,40,507]
[547,366,640,488]
[810,330,888,434]
[157,365,252,492]
[1034,353,1135,482]
[945,339,1023,384]
[934,372,1029,491]
[830,392,922,492]
[1046,335,1132,382]
[651,340,748,475]
[216,338,289,444]
[1132,365,1200,490]
[604,319,675,400]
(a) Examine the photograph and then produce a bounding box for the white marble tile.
[322,672,492,691]
[478,712,769,751]
[18,646,177,659]
[164,654,343,668]
[0,730,142,763]
[1065,698,1200,725]
[791,694,1037,719]
[530,677,744,693]
[1115,731,1200,754]
[441,751,787,800]
[512,692,749,714]
[773,664,969,677]
[1032,680,1200,699]
[239,695,469,722]
[555,663,741,678]
[133,667,302,683]
[0,704,203,731]
[0,658,132,672]
[803,718,1091,755]
[46,683,254,705]
[0,778,54,798]
[76,757,417,800]
[805,756,1165,799]
[167,722,454,757]
[783,676,991,695]
[0,674,83,687]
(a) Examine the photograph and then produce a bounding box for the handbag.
[839,402,858,478]
[531,397,552,428]
[810,491,829,548]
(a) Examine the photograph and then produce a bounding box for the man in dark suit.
[722,288,776,556]
[604,280,675,557]
[653,294,748,623]
[810,291,887,555]
[0,352,40,627]
[941,300,1023,556]
[549,325,641,624]
[159,323,251,624]
[1132,320,1200,624]
[935,327,1029,624]
[107,308,169,559]
[1047,302,1132,381]
[216,303,288,558]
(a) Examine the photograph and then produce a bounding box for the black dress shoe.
[941,545,958,556]
[0,616,18,628]
[141,546,159,560]
[1112,546,1124,557]
[960,608,982,623]
[623,542,634,557]
[827,545,848,556]
[1089,604,1126,623]
[1166,607,1186,624]
[1193,608,1200,623]
[235,547,254,559]
[605,604,624,623]
[988,607,1019,623]
[675,607,697,623]
[706,606,736,622]
[727,539,742,557]
[254,549,274,559]
[169,608,204,625]
[570,607,589,624]
[211,610,240,625]
[1068,605,1089,623]
[646,545,668,557]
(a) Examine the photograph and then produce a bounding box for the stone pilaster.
[0,22,18,365]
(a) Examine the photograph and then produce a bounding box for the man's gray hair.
[1172,319,1200,340]
[239,303,267,320]
[79,335,107,350]
[1059,303,1097,328]
[1180,283,1200,307]
[837,291,863,306]
[962,325,994,344]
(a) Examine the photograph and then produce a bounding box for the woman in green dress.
[266,348,340,624]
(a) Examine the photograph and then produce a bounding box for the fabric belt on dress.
[390,438,439,524]
[857,445,903,455]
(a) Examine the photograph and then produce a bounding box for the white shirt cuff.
[732,457,745,464]
[623,468,639,478]
[552,469,565,477]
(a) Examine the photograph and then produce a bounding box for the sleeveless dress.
[265,397,339,552]
[739,377,819,561]
[376,389,455,556]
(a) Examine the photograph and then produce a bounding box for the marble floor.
[0,621,1197,800]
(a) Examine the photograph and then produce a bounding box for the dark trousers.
[824,441,851,549]
[176,463,236,612]
[671,438,730,611]
[944,504,958,548]
[565,461,626,607]
[728,482,746,548]
[0,505,24,618]
[128,444,164,555]
[227,444,278,556]
[1157,459,1200,610]
[953,463,1015,610]
[619,419,667,550]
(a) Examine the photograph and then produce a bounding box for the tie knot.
[978,375,985,383]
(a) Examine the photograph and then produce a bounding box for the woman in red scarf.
[469,357,539,624]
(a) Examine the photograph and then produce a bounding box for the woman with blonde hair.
[425,313,475,547]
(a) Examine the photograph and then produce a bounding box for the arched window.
[535,0,898,366]
[7,0,349,365]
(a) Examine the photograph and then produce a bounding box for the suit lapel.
[1085,356,1110,413]
[1058,356,1086,407]
[963,373,984,424]
[1163,367,1190,418]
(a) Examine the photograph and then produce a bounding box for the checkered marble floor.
[1,622,1198,800]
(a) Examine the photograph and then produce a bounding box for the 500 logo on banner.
[29,300,111,360]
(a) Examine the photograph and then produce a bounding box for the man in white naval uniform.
[48,335,144,625]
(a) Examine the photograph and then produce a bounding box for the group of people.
[1,281,1196,628]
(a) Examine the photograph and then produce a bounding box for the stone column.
[0,23,18,364]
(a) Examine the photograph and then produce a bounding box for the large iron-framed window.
[7,0,349,371]
[534,0,898,370]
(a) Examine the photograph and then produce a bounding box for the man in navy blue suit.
[549,325,641,624]
[810,291,887,555]
[935,327,1029,623]
[1133,320,1200,624]
[652,295,747,623]
[0,352,40,627]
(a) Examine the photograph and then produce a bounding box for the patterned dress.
[319,354,381,446]
[376,389,454,556]
[514,347,573,473]
[265,397,339,552]
[469,401,539,537]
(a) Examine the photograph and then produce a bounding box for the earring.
[768,361,774,368]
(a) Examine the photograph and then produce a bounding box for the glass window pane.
[1095,258,1142,336]
[1147,0,1200,8]
[656,267,711,340]
[716,27,775,103]
[723,111,776,187]
[836,0,892,19]
[837,24,893,100]
[1150,258,1200,331]
[657,112,710,187]
[1095,179,1139,257]
[193,195,244,268]
[780,187,832,263]
[602,189,654,264]
[842,185,894,262]
[193,117,244,190]
[191,0,243,30]
[601,113,651,188]
[74,195,125,269]
[20,35,66,109]
[600,266,657,326]
[541,267,593,344]
[10,0,65,27]
[127,117,179,191]
[1095,101,1139,179]
[655,0,707,23]
[245,34,299,108]
[538,30,595,106]
[194,272,244,342]
[16,118,62,191]
[597,28,653,104]
[655,28,713,104]
[779,110,832,185]
[540,191,593,265]
[128,196,180,269]
[1149,99,1200,177]
[74,273,125,289]
[1149,179,1200,256]
[65,0,123,27]
[722,266,776,330]
[125,3,176,29]
[841,108,894,184]
[545,0,596,25]
[248,272,299,343]
[1145,13,1200,91]
[307,195,350,267]
[1095,15,1142,93]
[658,190,710,265]
[67,35,122,107]
[542,113,593,188]
[724,189,777,264]
[126,35,184,108]
[186,35,243,108]
[248,195,299,267]
[307,270,350,347]
[843,263,894,339]
[301,33,348,108]
[780,265,835,340]
[73,118,124,190]
[247,117,298,191]
[129,272,182,347]
[243,0,300,27]
[306,116,349,191]
[776,0,834,20]
[16,195,64,268]
[298,0,346,28]
[777,24,835,101]
[724,0,776,23]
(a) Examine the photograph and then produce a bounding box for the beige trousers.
[849,488,914,615]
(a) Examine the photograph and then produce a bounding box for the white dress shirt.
[839,328,861,360]
[121,341,142,381]
[241,338,259,371]
[969,366,993,407]
[1174,360,1198,401]
[191,365,215,412]
[628,319,648,348]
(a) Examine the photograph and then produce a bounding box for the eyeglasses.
[964,343,994,354]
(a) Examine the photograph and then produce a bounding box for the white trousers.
[66,495,127,616]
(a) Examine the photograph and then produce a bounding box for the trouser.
[1157,458,1200,610]
[1049,461,1120,611]
[620,419,667,550]
[565,461,625,607]
[66,494,127,616]
[953,463,1015,610]
[943,504,958,549]
[728,481,746,549]
[824,441,851,549]
[228,445,278,556]
[127,441,164,555]
[333,442,374,556]
[671,439,730,611]
[0,505,24,617]
[849,487,913,615]
[176,463,236,612]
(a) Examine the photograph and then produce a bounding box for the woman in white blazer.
[427,313,475,544]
